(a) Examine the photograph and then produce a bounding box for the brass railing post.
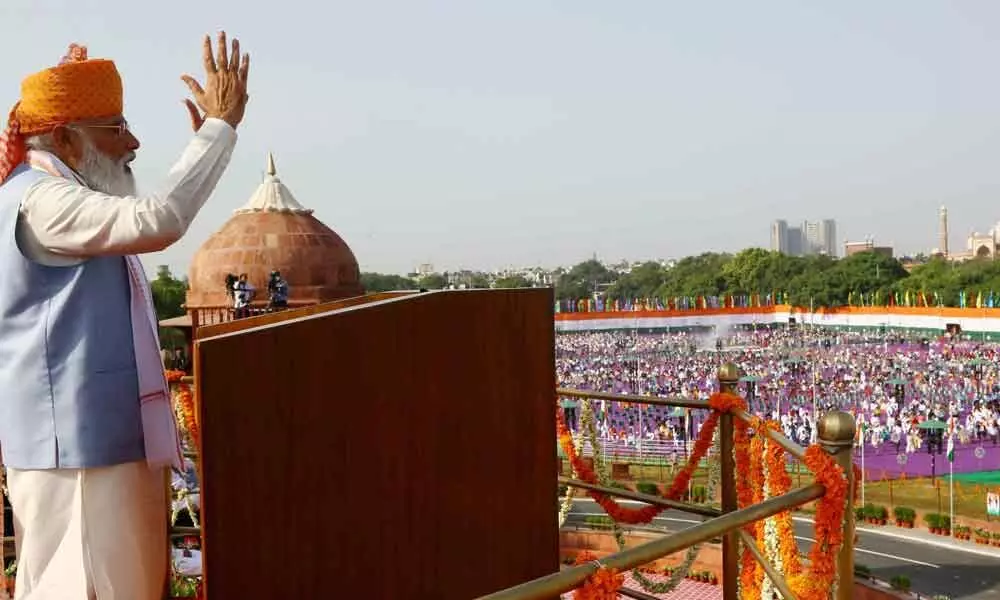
[818,411,856,600]
[718,363,740,600]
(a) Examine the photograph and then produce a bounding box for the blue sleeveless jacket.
[0,164,144,469]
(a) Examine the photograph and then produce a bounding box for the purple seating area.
[558,328,1000,481]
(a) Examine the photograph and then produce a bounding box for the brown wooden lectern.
[193,289,558,599]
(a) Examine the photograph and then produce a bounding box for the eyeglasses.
[74,121,131,137]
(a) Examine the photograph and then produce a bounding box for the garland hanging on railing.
[732,408,765,600]
[764,422,801,579]
[171,381,201,452]
[628,440,715,594]
[709,392,849,600]
[572,552,623,600]
[574,399,707,595]
[558,416,586,528]
[556,406,718,524]
[560,392,849,600]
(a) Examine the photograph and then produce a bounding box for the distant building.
[771,218,837,257]
[844,237,893,258]
[786,226,804,256]
[952,230,999,261]
[939,206,949,258]
[770,220,789,254]
[821,219,837,256]
[936,208,1000,261]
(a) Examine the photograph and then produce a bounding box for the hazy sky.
[3,1,1000,276]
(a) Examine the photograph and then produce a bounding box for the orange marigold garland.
[765,421,802,578]
[709,392,848,600]
[714,393,763,599]
[572,552,624,600]
[556,407,718,524]
[165,369,186,383]
[786,445,848,600]
[707,391,745,414]
[558,391,850,600]
[742,419,766,599]
[174,383,201,451]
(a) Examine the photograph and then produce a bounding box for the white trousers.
[7,461,167,600]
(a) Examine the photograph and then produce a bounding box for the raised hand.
[181,31,250,131]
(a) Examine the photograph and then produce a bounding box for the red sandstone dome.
[186,153,362,308]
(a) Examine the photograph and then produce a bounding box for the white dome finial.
[234,151,313,215]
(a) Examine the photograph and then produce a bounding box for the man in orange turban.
[0,33,249,599]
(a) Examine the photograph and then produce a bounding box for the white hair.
[25,129,136,197]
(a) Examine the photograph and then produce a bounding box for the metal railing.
[171,366,855,600]
[478,363,856,600]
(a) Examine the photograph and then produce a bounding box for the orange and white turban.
[0,44,123,182]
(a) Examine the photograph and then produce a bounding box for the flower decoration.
[573,552,624,600]
[557,390,849,600]
[165,369,186,383]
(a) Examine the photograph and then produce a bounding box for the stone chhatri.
[186,153,362,308]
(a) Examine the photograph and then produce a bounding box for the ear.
[49,125,83,166]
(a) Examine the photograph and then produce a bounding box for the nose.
[125,129,140,151]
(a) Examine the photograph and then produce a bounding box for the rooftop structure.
[183,153,363,327]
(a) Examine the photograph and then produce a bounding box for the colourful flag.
[947,418,955,463]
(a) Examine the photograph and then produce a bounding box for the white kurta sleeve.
[18,118,237,258]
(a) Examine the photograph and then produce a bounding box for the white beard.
[77,137,136,197]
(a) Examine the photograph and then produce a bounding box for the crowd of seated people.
[557,326,1000,463]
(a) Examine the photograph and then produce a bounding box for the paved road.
[570,499,1000,599]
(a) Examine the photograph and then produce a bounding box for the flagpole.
[860,415,866,508]
[950,456,955,539]
[948,416,955,538]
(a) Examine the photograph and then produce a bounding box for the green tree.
[719,248,790,294]
[151,266,188,350]
[605,261,668,300]
[822,251,908,306]
[494,274,534,288]
[469,273,492,289]
[356,250,1000,309]
[361,272,416,292]
[655,253,731,298]
[417,273,449,290]
[555,259,616,300]
[944,258,1000,305]
[151,265,187,320]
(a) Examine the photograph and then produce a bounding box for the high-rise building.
[770,220,788,253]
[803,220,821,253]
[939,206,949,257]
[820,219,837,257]
[770,218,837,257]
[787,226,804,256]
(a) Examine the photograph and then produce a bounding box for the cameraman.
[267,270,289,310]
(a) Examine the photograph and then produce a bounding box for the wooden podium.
[192,289,558,599]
